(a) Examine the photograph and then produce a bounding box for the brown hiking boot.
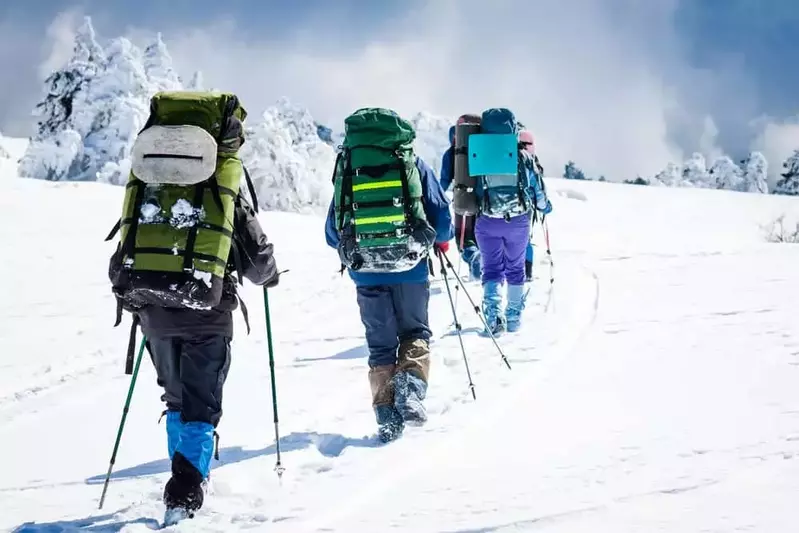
[368,364,403,442]
[397,339,430,383]
[393,339,430,426]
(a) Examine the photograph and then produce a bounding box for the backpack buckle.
[393,197,402,207]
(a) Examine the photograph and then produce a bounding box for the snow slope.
[2,171,799,532]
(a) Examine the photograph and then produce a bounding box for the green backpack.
[107,91,256,315]
[333,108,436,273]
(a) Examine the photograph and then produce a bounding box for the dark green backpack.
[332,108,436,272]
[107,91,256,314]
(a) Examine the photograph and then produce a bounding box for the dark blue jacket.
[325,156,454,286]
[439,146,454,191]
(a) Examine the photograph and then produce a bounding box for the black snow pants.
[146,335,232,427]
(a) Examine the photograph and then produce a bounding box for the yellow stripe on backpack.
[351,180,403,192]
[354,214,406,225]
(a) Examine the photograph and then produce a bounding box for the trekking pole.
[437,250,476,400]
[543,217,555,312]
[439,250,511,370]
[263,287,285,481]
[99,336,147,510]
[544,217,554,284]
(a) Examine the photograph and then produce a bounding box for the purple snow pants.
[474,213,531,285]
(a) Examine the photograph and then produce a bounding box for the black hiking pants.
[146,335,232,427]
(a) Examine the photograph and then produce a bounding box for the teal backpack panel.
[468,133,519,177]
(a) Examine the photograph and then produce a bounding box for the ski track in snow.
[3,176,799,532]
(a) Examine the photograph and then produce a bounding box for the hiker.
[325,107,453,442]
[107,92,280,521]
[439,125,456,191]
[442,116,482,280]
[471,109,552,335]
[518,128,540,282]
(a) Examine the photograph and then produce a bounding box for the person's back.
[470,109,552,335]
[106,91,279,522]
[439,125,455,191]
[325,107,453,442]
[446,117,482,280]
[519,129,539,282]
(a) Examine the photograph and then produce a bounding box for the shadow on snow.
[84,431,381,485]
[14,431,381,531]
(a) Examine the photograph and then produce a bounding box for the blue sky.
[1,0,798,179]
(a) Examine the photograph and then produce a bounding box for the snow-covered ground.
[2,166,799,532]
[0,135,29,177]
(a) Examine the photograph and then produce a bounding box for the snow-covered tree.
[653,162,682,187]
[681,152,710,188]
[18,17,106,181]
[240,98,337,212]
[563,161,586,180]
[774,150,799,196]
[740,152,769,194]
[33,17,105,138]
[708,156,743,191]
[143,33,181,92]
[87,37,152,184]
[22,30,153,184]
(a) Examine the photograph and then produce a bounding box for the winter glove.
[434,241,450,254]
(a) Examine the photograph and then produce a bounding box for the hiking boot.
[164,452,204,516]
[482,281,504,335]
[506,284,527,332]
[393,339,430,426]
[369,364,404,442]
[375,404,404,442]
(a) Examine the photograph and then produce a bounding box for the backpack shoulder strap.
[338,148,354,230]
[242,165,259,213]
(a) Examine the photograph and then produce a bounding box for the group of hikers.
[105,92,552,521]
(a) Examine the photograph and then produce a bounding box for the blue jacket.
[439,146,454,191]
[325,156,454,287]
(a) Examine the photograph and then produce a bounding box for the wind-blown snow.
[3,165,799,532]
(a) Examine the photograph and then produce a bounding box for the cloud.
[134,0,717,181]
[38,7,85,79]
[17,0,772,180]
[751,115,799,179]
